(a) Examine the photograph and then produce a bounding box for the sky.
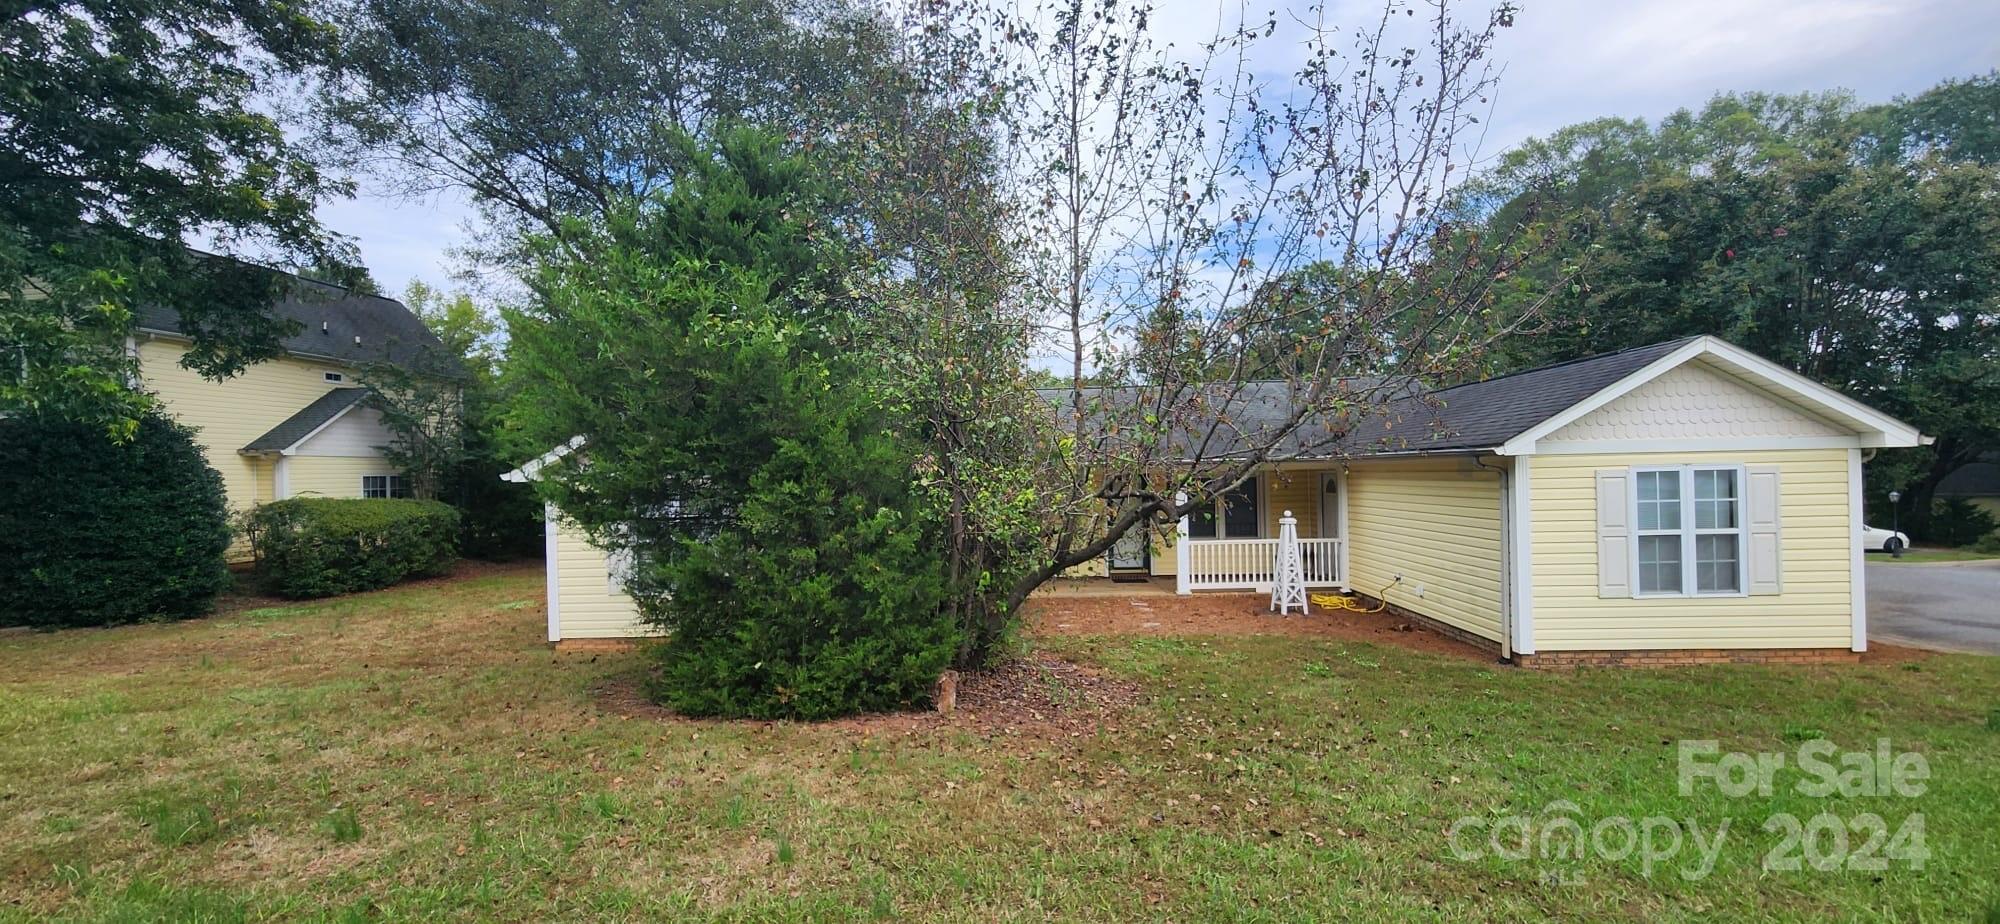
[317,0,1999,300]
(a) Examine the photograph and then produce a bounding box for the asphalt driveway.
[1868,559,2000,654]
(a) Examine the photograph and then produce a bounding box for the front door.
[1319,472,1340,538]
[1108,525,1150,575]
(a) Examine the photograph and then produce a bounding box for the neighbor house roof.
[1938,460,2000,499]
[136,273,450,371]
[241,387,370,454]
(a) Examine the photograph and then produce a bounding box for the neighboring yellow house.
[507,336,1926,665]
[134,277,447,555]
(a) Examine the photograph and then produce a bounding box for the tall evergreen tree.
[506,129,955,717]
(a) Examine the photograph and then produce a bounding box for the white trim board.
[502,435,586,483]
[1499,336,1926,456]
[1510,455,1534,655]
[1848,449,1867,653]
[543,502,562,642]
[1531,436,1865,455]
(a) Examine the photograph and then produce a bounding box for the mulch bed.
[1028,592,1495,662]
[590,591,1939,737]
[592,650,1142,742]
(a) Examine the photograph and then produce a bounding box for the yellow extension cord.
[1309,591,1386,614]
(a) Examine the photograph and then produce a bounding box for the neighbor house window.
[324,371,345,383]
[1634,466,1744,596]
[1187,475,1263,539]
[362,475,411,499]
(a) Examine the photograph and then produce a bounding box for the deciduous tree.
[2,0,348,436]
[1461,80,2000,537]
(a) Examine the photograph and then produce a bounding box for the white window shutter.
[1746,465,1783,595]
[1596,469,1632,598]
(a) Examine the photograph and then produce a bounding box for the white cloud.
[315,183,480,300]
[314,0,1998,298]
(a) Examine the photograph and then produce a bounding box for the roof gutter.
[1185,447,1504,466]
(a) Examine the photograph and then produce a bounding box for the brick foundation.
[552,638,641,653]
[1514,648,1861,669]
[1351,595,1861,669]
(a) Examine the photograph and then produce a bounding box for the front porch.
[1177,534,1347,594]
[1099,465,1351,595]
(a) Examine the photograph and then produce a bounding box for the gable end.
[1541,360,1851,445]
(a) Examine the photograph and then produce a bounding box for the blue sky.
[316,0,1999,300]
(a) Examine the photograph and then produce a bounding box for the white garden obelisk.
[1271,510,1308,615]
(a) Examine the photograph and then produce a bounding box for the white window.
[1187,475,1263,539]
[604,524,636,596]
[361,475,412,499]
[324,371,345,384]
[1632,465,1745,597]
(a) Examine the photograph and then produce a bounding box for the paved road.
[1868,559,2000,654]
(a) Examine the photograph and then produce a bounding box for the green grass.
[0,565,1995,921]
[1873,547,2000,564]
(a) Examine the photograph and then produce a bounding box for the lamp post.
[1888,490,1903,558]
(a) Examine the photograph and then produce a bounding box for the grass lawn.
[1,565,1996,922]
[1871,547,2000,564]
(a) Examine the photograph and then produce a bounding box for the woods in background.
[1460,74,2000,539]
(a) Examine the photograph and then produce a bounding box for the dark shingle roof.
[1340,336,1698,455]
[1037,336,1701,460]
[136,275,449,370]
[1938,461,2000,498]
[242,387,370,453]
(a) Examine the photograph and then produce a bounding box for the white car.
[1860,524,1910,553]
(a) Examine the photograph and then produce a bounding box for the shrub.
[0,411,232,628]
[1925,497,1998,548]
[643,403,958,721]
[242,498,459,598]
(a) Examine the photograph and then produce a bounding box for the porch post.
[1175,491,1191,595]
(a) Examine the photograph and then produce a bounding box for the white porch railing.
[1177,536,1344,593]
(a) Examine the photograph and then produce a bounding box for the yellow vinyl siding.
[1065,556,1110,578]
[1263,469,1321,537]
[287,457,400,499]
[1529,448,1853,650]
[137,337,358,510]
[1149,527,1177,576]
[554,518,652,639]
[1344,459,1503,641]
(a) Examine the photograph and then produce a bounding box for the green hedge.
[0,411,233,628]
[242,498,460,598]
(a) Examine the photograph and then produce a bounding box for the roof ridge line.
[1430,335,1701,395]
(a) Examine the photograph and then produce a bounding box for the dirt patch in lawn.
[1859,642,1940,664]
[1028,592,1494,662]
[593,650,1140,743]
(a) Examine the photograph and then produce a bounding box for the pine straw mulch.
[591,649,1142,744]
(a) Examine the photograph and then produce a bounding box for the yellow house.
[507,336,1925,665]
[134,277,446,554]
